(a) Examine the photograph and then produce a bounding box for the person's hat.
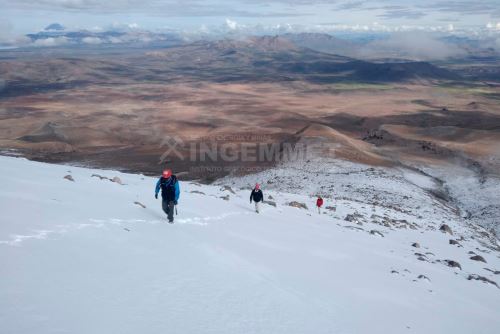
[162,169,172,178]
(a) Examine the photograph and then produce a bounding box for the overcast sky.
[1,0,499,35]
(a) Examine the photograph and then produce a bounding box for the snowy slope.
[1,156,499,334]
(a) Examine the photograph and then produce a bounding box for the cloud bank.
[359,32,468,60]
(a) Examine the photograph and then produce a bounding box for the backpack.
[160,175,177,200]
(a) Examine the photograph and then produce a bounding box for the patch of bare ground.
[1,47,499,183]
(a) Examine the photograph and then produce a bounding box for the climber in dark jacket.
[155,169,180,223]
[250,183,264,213]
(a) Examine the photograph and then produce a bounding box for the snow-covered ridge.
[1,156,499,334]
[220,158,500,244]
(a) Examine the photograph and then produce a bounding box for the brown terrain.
[1,36,499,181]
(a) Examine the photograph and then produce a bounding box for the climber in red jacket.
[316,196,324,214]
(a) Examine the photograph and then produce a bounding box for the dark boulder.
[370,230,384,237]
[439,224,453,235]
[444,260,462,270]
[470,255,487,263]
[288,201,308,210]
[467,275,499,288]
[418,275,431,282]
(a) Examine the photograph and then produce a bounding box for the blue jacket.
[155,176,180,202]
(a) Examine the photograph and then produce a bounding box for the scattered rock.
[63,175,75,182]
[111,176,123,185]
[288,201,308,210]
[439,224,453,235]
[268,195,274,200]
[449,239,461,246]
[484,268,500,275]
[467,274,499,288]
[475,247,490,254]
[220,185,235,194]
[343,226,365,232]
[91,174,109,180]
[190,190,206,195]
[134,201,146,209]
[265,201,277,207]
[220,195,230,201]
[392,219,418,230]
[414,253,428,261]
[345,213,359,222]
[344,213,363,224]
[371,215,419,229]
[370,230,384,237]
[418,275,431,282]
[123,228,131,232]
[412,242,420,248]
[444,260,462,270]
[391,270,399,274]
[325,206,337,212]
[470,255,487,263]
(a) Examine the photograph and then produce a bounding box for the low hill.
[282,32,360,57]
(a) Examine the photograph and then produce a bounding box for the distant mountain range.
[15,27,498,63]
[144,36,460,83]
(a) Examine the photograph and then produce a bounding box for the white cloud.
[107,36,124,44]
[225,18,238,30]
[81,36,102,44]
[33,36,69,47]
[360,32,467,60]
[107,22,144,32]
[486,22,500,30]
[89,26,104,32]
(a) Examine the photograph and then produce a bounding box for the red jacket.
[316,198,324,207]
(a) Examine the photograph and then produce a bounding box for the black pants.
[162,198,175,222]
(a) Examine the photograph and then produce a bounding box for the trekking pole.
[175,205,178,216]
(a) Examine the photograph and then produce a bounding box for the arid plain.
[1,37,499,180]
